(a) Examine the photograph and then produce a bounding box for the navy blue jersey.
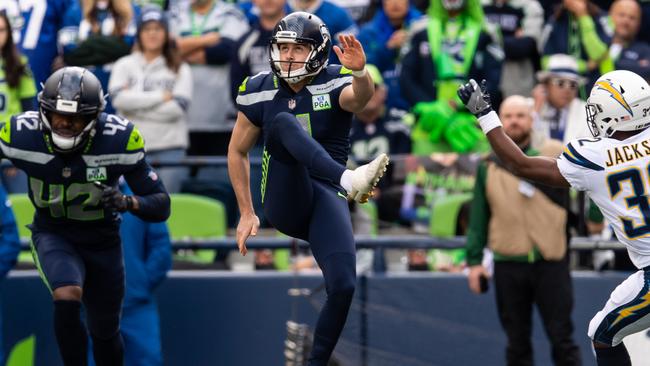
[236,65,354,166]
[0,111,164,231]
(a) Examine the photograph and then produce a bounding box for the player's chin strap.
[51,123,96,153]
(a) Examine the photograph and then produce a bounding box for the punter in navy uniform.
[1,66,170,366]
[229,12,389,365]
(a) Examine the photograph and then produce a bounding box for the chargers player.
[229,12,389,365]
[3,66,170,366]
[458,70,650,366]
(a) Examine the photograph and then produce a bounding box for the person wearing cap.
[109,6,193,193]
[399,0,503,154]
[531,54,591,148]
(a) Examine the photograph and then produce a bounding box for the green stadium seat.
[167,193,227,265]
[429,193,472,237]
[8,194,35,264]
[358,200,379,236]
[429,193,473,270]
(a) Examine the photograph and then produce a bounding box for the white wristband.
[477,111,502,134]
[351,67,367,78]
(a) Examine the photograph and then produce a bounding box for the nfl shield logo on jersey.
[288,99,296,110]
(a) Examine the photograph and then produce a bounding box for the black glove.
[94,181,132,213]
[457,79,493,118]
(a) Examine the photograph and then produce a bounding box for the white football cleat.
[347,153,390,203]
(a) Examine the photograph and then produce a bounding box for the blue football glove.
[457,79,493,118]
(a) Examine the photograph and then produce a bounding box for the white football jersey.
[558,128,650,268]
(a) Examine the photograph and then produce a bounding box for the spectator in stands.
[170,0,249,157]
[109,6,192,193]
[399,0,502,154]
[89,183,172,366]
[540,0,609,90]
[0,183,20,362]
[328,0,372,23]
[0,0,71,90]
[531,54,590,147]
[58,0,139,114]
[349,64,410,186]
[230,0,287,104]
[0,11,37,194]
[482,0,544,97]
[357,0,423,110]
[602,0,650,79]
[287,0,358,65]
[466,95,581,366]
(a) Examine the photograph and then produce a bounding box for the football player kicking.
[458,70,650,366]
[3,66,170,366]
[228,12,389,366]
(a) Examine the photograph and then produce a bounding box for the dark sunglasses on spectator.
[550,78,579,90]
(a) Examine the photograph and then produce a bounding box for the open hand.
[333,34,366,72]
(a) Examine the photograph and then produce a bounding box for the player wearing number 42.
[2,66,170,366]
[458,70,650,366]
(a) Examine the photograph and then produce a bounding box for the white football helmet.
[586,70,650,137]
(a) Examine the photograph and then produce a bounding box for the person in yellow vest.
[399,0,503,154]
[465,95,581,365]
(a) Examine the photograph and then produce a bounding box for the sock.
[595,343,631,366]
[91,333,124,366]
[340,170,353,192]
[53,300,88,366]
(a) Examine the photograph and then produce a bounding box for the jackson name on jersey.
[558,128,650,268]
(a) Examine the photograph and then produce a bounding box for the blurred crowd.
[0,0,644,271]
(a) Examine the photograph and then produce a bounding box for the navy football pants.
[31,227,124,366]
[263,112,356,365]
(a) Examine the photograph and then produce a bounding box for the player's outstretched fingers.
[338,34,348,48]
[333,45,343,60]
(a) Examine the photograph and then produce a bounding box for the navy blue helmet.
[269,12,331,83]
[38,67,106,153]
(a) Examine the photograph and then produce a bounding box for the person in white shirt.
[531,54,591,147]
[459,70,650,366]
[110,6,193,192]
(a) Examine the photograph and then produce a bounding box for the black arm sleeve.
[123,159,171,222]
[132,192,170,222]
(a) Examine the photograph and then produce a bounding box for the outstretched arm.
[458,80,571,188]
[337,34,375,113]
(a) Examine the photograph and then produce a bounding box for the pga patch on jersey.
[312,94,331,111]
[87,167,107,181]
